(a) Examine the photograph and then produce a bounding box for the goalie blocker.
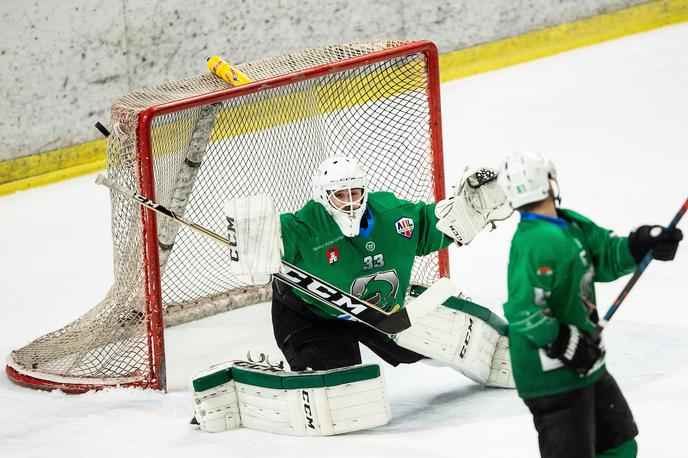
[191,360,390,435]
[223,194,282,285]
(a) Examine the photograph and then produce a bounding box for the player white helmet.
[312,155,368,237]
[497,150,559,209]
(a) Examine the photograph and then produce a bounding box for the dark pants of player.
[271,281,424,371]
[523,371,638,458]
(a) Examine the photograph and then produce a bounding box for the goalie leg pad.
[191,362,241,433]
[490,335,514,388]
[190,361,391,435]
[394,294,515,388]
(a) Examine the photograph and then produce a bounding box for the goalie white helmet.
[497,150,559,209]
[312,155,368,237]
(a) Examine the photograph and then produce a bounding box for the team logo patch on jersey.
[395,217,415,239]
[326,246,339,264]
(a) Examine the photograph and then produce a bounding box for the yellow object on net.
[207,56,253,87]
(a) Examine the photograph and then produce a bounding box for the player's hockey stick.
[95,174,455,336]
[595,196,688,336]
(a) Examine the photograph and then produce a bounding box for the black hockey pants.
[271,280,424,371]
[523,371,638,458]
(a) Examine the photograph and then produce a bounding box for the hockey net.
[6,40,447,392]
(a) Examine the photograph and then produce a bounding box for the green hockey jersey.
[280,192,452,318]
[503,209,637,399]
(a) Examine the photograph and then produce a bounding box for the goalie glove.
[435,166,513,245]
[223,195,283,285]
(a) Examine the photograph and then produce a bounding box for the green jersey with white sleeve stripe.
[503,209,636,399]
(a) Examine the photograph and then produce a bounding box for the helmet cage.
[327,185,366,216]
[312,156,369,237]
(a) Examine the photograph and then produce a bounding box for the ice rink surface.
[1,22,687,457]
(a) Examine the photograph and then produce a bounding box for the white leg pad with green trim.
[394,303,515,388]
[489,335,514,388]
[191,362,242,433]
[191,362,390,435]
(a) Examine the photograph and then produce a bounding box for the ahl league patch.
[326,246,339,264]
[395,217,415,239]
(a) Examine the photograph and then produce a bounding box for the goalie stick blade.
[405,277,457,325]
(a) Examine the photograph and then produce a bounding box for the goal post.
[6,40,448,392]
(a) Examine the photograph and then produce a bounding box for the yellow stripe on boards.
[439,0,688,82]
[0,158,106,196]
[0,140,107,196]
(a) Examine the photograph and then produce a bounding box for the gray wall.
[0,0,645,162]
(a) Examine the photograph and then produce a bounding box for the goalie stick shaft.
[95,174,412,335]
[597,196,688,335]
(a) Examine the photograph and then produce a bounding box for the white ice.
[2,23,688,457]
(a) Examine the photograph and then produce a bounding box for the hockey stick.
[595,196,688,337]
[95,174,455,335]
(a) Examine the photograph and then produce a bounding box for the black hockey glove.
[546,324,603,375]
[628,225,683,263]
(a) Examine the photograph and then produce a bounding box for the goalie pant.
[272,281,515,388]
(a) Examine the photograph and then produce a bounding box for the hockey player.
[497,150,683,458]
[224,155,515,388]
